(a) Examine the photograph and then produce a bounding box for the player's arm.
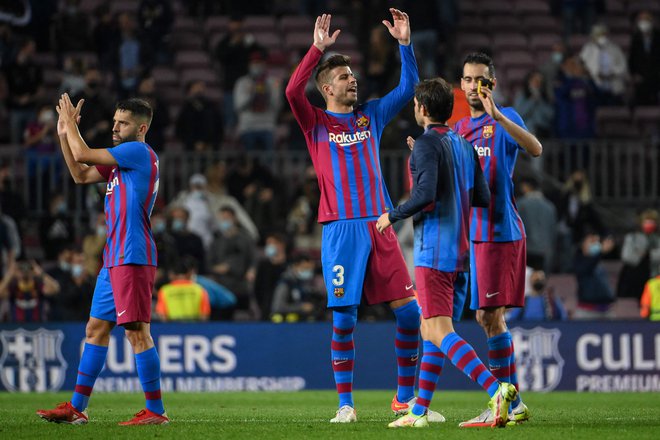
[471,148,491,208]
[376,138,437,232]
[285,14,339,133]
[477,87,542,157]
[58,93,118,167]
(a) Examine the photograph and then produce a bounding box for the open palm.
[313,14,341,51]
[382,8,410,45]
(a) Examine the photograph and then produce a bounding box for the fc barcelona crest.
[356,115,370,128]
[482,125,494,138]
[334,287,345,298]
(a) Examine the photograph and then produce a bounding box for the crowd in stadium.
[0,0,659,323]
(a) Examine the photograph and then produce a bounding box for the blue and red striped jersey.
[454,108,527,242]
[96,141,159,267]
[286,44,418,222]
[389,125,490,272]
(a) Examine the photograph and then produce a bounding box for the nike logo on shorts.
[118,310,127,317]
[485,292,500,298]
[333,359,349,365]
[405,284,414,290]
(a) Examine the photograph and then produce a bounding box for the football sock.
[440,332,499,397]
[488,331,522,407]
[71,343,108,412]
[135,347,165,415]
[411,340,445,417]
[332,306,358,408]
[393,299,421,403]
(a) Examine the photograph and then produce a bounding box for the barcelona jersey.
[454,108,527,242]
[286,44,418,222]
[96,141,159,267]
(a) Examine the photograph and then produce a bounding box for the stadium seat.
[205,16,229,35]
[243,15,277,32]
[627,0,660,15]
[523,15,561,34]
[477,0,505,16]
[174,50,211,70]
[456,33,491,57]
[160,87,185,106]
[602,16,631,34]
[457,0,478,14]
[486,15,524,33]
[32,52,57,68]
[503,66,529,93]
[79,0,104,14]
[610,33,630,52]
[332,33,358,51]
[530,33,562,52]
[252,31,283,50]
[170,32,205,51]
[284,32,313,50]
[604,0,626,14]
[111,0,137,14]
[152,66,180,87]
[568,34,590,54]
[493,33,529,52]
[280,15,313,33]
[514,0,551,15]
[633,106,660,138]
[496,51,535,70]
[172,16,198,34]
[596,106,633,138]
[180,68,219,87]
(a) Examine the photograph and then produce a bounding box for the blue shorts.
[322,218,413,308]
[89,267,116,322]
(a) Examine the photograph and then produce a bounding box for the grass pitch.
[1,391,658,439]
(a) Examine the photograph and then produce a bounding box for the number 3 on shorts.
[332,264,345,286]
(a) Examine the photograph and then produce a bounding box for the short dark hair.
[116,98,153,126]
[463,52,496,78]
[414,78,454,123]
[315,54,351,94]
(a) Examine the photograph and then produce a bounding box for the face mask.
[596,36,607,46]
[588,242,602,256]
[96,225,106,236]
[552,52,563,64]
[642,220,657,235]
[59,261,71,272]
[55,201,67,214]
[153,221,165,234]
[532,280,546,291]
[71,264,84,277]
[249,65,265,77]
[218,220,233,232]
[638,20,652,33]
[264,244,278,258]
[171,219,185,232]
[297,269,314,280]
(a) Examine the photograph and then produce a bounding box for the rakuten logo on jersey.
[473,144,491,157]
[329,130,371,147]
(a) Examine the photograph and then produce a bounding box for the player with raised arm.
[36,94,167,425]
[285,10,444,424]
[454,52,543,427]
[376,78,516,429]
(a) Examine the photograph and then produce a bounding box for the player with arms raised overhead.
[37,95,167,426]
[376,77,516,428]
[454,52,543,427]
[286,10,443,424]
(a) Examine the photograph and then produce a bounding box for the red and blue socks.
[392,300,421,403]
[440,332,499,397]
[71,343,108,412]
[135,347,165,415]
[411,340,445,417]
[488,331,521,407]
[331,306,357,408]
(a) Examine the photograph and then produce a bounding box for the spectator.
[540,41,568,101]
[39,194,75,261]
[0,260,60,322]
[558,0,601,40]
[574,232,616,319]
[137,0,173,65]
[579,23,628,105]
[167,205,207,274]
[640,272,660,320]
[115,12,145,97]
[507,269,568,321]
[175,80,223,151]
[517,176,558,273]
[617,209,660,300]
[155,256,211,321]
[513,71,555,138]
[92,3,120,74]
[170,174,217,249]
[46,245,74,291]
[208,206,256,316]
[4,37,42,144]
[252,232,288,319]
[271,253,325,322]
[244,180,283,241]
[234,51,282,151]
[629,10,660,106]
[213,14,263,129]
[58,55,87,96]
[0,165,27,227]
[137,75,169,152]
[23,104,60,195]
[50,0,91,62]
[81,212,106,277]
[71,67,115,148]
[364,25,398,99]
[50,250,94,321]
[554,54,597,139]
[0,204,20,274]
[227,155,275,204]
[286,165,321,252]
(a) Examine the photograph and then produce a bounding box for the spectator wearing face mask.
[573,232,616,319]
[39,194,75,261]
[71,68,115,148]
[629,10,660,106]
[252,233,288,319]
[270,253,325,323]
[507,269,568,321]
[579,23,628,105]
[617,209,660,300]
[233,50,282,151]
[50,250,94,321]
[166,206,206,275]
[170,174,216,249]
[175,80,223,151]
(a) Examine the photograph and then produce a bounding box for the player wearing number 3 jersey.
[286,10,444,423]
[37,96,167,426]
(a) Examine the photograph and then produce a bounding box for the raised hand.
[56,95,84,136]
[476,86,503,121]
[313,14,341,51]
[382,8,410,45]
